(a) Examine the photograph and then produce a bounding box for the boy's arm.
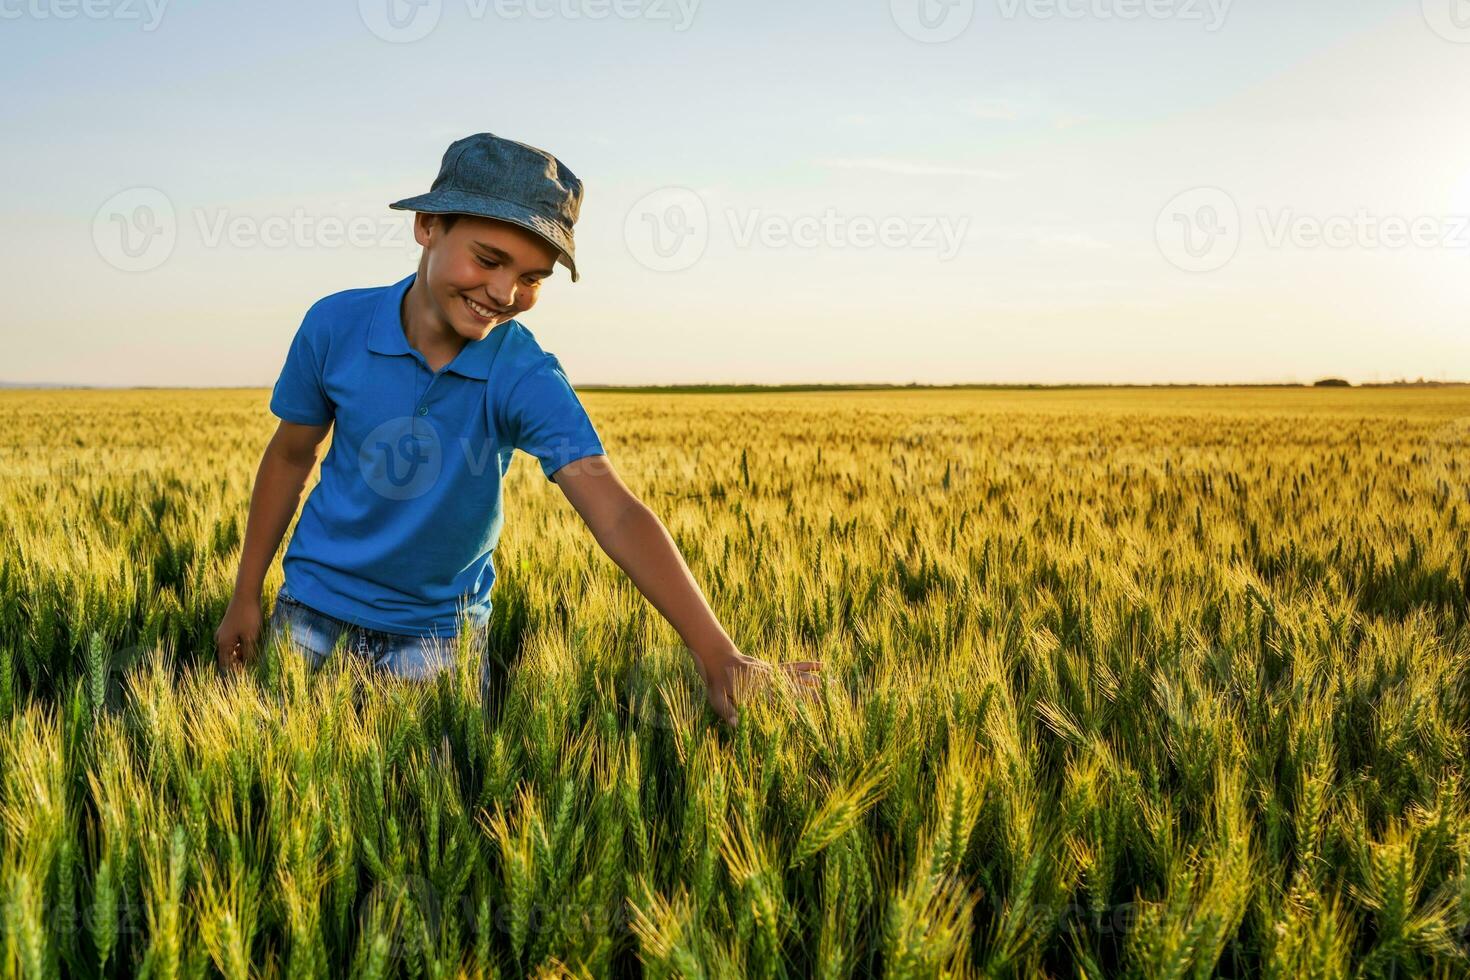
[215,419,332,671]
[550,454,823,726]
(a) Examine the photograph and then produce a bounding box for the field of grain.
[0,386,1468,978]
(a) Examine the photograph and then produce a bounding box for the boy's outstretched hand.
[215,595,262,674]
[693,648,825,727]
[550,456,825,727]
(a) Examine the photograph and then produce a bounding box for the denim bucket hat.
[389,133,584,283]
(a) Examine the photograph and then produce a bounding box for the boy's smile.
[400,212,560,368]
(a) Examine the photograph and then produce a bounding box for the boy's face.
[412,212,561,341]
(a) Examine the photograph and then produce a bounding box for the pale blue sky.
[3,0,1466,385]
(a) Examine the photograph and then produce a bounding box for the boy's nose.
[481,272,518,310]
[474,290,512,317]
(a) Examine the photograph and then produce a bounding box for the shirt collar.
[366,272,502,381]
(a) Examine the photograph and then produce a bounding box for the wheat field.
[0,386,1468,978]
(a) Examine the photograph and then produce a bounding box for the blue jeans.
[267,586,458,681]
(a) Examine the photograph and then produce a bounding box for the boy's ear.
[411,212,440,249]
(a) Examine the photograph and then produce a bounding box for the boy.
[213,132,822,726]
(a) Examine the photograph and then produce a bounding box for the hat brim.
[389,191,579,283]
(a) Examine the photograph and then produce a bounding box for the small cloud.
[818,157,1010,180]
[837,113,875,126]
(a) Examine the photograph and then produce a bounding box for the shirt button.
[418,405,428,416]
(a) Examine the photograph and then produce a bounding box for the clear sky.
[2,0,1467,386]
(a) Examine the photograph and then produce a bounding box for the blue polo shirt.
[269,271,605,636]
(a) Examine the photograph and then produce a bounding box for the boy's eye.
[475,254,543,285]
[476,257,540,283]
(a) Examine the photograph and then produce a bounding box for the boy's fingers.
[708,686,737,727]
[783,660,824,671]
[732,670,764,699]
[217,637,244,672]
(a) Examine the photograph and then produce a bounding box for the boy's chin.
[453,317,494,341]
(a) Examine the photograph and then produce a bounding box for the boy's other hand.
[694,647,824,728]
[215,596,263,674]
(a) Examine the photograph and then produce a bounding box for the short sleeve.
[505,354,605,482]
[270,311,334,425]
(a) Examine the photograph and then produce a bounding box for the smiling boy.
[213,132,821,725]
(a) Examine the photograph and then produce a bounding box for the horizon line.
[2,379,1466,392]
